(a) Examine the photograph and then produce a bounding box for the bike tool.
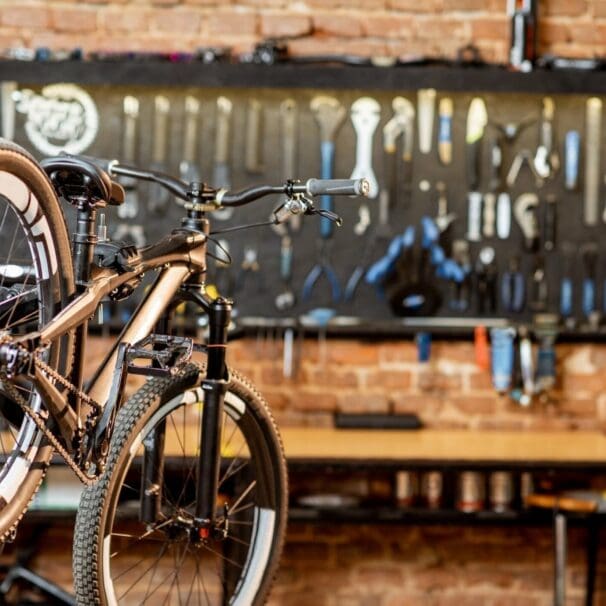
[534,314,559,396]
[213,96,235,221]
[529,254,548,312]
[510,326,534,407]
[584,98,601,225]
[449,240,471,312]
[501,255,525,313]
[350,97,381,238]
[245,98,264,174]
[513,193,540,252]
[465,97,488,242]
[117,95,140,220]
[438,97,453,165]
[533,97,559,180]
[490,327,516,393]
[179,96,201,183]
[543,194,557,252]
[559,243,575,325]
[272,99,299,312]
[148,95,171,215]
[302,96,346,303]
[475,246,498,314]
[235,245,262,293]
[581,243,599,325]
[564,130,580,191]
[344,97,414,301]
[417,88,436,154]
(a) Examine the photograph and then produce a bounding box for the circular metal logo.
[14,83,99,156]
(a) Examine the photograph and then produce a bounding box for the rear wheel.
[74,365,288,605]
[0,141,74,540]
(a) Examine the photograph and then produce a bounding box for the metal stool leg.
[555,510,567,606]
[585,516,599,606]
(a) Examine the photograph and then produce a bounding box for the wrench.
[310,96,346,239]
[585,97,601,226]
[149,95,171,215]
[118,95,139,219]
[513,193,539,252]
[350,97,381,199]
[179,95,201,183]
[213,96,234,221]
[245,98,264,174]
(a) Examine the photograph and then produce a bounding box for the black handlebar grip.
[305,178,370,197]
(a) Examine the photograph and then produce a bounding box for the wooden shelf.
[1,59,606,94]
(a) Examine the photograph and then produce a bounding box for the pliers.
[302,240,341,302]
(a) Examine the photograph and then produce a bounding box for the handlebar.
[74,154,369,209]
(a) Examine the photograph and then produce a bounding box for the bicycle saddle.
[41,155,125,206]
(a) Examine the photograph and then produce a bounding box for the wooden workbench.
[280,429,606,469]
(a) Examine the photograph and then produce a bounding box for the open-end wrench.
[350,97,381,199]
[310,96,346,240]
[245,98,264,174]
[417,88,436,154]
[213,96,234,221]
[118,95,139,219]
[179,95,201,183]
[149,95,171,215]
[438,97,453,165]
[303,96,346,302]
[278,98,300,231]
[275,235,296,311]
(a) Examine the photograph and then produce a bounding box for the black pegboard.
[10,79,606,336]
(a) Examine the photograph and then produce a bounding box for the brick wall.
[229,338,606,431]
[0,0,604,62]
[6,2,606,603]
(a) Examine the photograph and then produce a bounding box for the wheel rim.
[0,183,53,506]
[102,389,280,605]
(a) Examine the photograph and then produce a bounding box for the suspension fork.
[195,295,231,535]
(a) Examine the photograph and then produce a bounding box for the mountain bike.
[0,139,368,605]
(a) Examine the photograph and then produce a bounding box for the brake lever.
[311,207,343,227]
[272,194,343,227]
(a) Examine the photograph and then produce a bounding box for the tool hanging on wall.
[148,95,171,215]
[559,243,574,321]
[302,96,346,303]
[278,98,300,230]
[475,247,497,314]
[507,0,537,72]
[179,96,201,183]
[465,97,487,242]
[490,327,516,392]
[533,97,559,180]
[449,240,471,312]
[275,235,295,311]
[417,89,436,154]
[529,255,548,312]
[543,194,557,251]
[501,255,525,313]
[584,97,601,226]
[344,98,414,301]
[245,98,264,174]
[497,192,512,239]
[117,95,140,220]
[438,97,453,165]
[350,97,381,199]
[511,326,534,406]
[564,130,580,191]
[535,315,558,395]
[581,243,598,321]
[0,81,17,140]
[513,193,539,252]
[506,149,543,188]
[213,96,234,221]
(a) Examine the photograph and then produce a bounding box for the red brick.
[469,370,494,391]
[470,16,509,40]
[260,13,312,38]
[451,395,498,415]
[292,390,338,412]
[355,563,404,586]
[417,368,462,392]
[595,2,606,19]
[544,0,588,16]
[539,20,571,44]
[0,4,50,29]
[444,0,487,9]
[378,342,418,364]
[149,8,202,34]
[207,10,258,36]
[327,341,380,365]
[392,394,443,416]
[362,14,414,38]
[100,7,150,32]
[388,0,442,10]
[366,369,412,390]
[312,11,364,38]
[304,368,360,388]
[50,6,99,33]
[337,393,390,413]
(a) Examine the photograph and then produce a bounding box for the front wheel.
[73,364,288,606]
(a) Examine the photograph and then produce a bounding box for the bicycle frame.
[11,201,232,532]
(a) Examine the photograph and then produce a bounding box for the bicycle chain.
[0,346,104,485]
